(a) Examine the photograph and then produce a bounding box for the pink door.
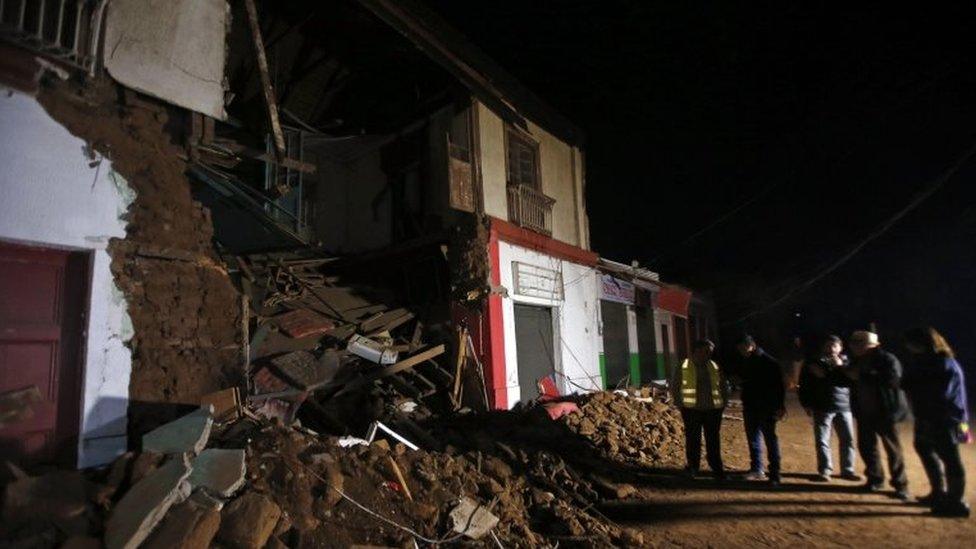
[0,241,88,466]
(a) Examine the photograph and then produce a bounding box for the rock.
[187,449,246,497]
[2,470,92,537]
[615,484,637,499]
[142,496,221,549]
[481,456,512,480]
[142,406,214,455]
[105,454,193,549]
[217,492,281,548]
[130,452,166,485]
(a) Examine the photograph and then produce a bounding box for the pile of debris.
[229,253,481,439]
[563,390,685,470]
[3,392,666,548]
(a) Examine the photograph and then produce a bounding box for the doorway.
[0,241,89,466]
[513,304,556,402]
[600,300,630,389]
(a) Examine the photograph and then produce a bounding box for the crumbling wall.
[37,78,242,439]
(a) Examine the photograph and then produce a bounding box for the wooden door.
[0,241,88,466]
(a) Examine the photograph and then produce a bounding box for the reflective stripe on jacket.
[678,359,724,409]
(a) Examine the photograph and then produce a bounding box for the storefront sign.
[512,262,563,300]
[600,274,634,304]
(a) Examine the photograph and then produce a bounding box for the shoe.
[768,475,782,487]
[742,470,767,481]
[682,467,698,479]
[812,473,831,483]
[840,471,861,482]
[713,471,728,484]
[932,501,971,518]
[863,481,884,492]
[893,488,912,501]
[917,492,946,506]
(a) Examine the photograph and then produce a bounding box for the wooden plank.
[243,0,287,164]
[360,308,411,333]
[333,345,445,397]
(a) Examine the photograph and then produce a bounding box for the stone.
[2,470,92,537]
[615,483,637,499]
[142,406,214,455]
[217,492,281,548]
[449,497,499,540]
[104,455,193,549]
[142,497,221,549]
[130,452,166,485]
[187,448,246,497]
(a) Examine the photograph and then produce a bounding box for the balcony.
[507,183,555,236]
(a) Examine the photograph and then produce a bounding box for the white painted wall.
[0,91,134,468]
[476,102,589,249]
[103,0,229,119]
[497,241,601,406]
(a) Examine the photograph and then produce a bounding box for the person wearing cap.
[732,335,786,486]
[671,339,728,481]
[799,335,860,482]
[845,330,911,500]
[902,327,971,517]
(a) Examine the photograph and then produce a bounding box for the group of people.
[671,328,971,518]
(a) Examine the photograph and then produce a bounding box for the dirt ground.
[600,394,976,547]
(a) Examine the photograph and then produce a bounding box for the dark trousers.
[681,408,724,474]
[857,415,908,489]
[914,421,966,503]
[744,410,781,476]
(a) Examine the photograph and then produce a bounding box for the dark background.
[423,1,976,363]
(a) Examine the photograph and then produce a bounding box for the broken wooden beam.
[243,0,287,165]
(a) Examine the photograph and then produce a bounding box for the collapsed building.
[0,0,718,469]
[0,1,727,546]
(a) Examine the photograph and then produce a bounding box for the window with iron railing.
[0,0,98,71]
[505,128,554,235]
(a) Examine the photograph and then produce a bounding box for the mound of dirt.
[563,391,685,469]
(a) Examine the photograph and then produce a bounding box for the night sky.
[423,2,976,359]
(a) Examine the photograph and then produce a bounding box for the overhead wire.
[726,140,976,326]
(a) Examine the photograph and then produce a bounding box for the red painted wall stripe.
[486,227,508,409]
[489,216,599,266]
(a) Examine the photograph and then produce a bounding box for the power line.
[725,140,976,326]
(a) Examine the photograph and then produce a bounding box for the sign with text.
[600,274,635,305]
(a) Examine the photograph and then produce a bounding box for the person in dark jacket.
[799,335,860,482]
[733,335,786,485]
[902,327,971,517]
[845,330,910,500]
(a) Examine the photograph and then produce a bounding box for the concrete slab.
[104,455,193,549]
[449,497,499,540]
[142,406,213,455]
[188,448,246,497]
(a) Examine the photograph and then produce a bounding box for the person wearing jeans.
[799,335,860,482]
[902,327,971,518]
[732,335,786,485]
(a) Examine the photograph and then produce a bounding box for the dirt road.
[601,395,976,547]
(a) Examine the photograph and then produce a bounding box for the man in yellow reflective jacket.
[672,339,728,480]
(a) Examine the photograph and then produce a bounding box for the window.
[448,108,475,212]
[506,128,539,189]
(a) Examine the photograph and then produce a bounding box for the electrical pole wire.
[725,139,976,326]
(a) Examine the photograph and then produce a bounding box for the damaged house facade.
[0,0,714,472]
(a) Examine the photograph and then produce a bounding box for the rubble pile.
[563,390,685,469]
[1,401,658,548]
[233,253,469,437]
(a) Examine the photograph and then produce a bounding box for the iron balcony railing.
[0,0,101,71]
[507,183,555,236]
